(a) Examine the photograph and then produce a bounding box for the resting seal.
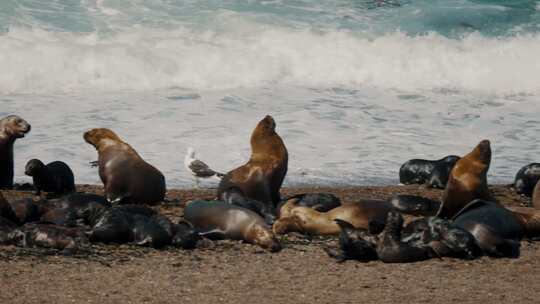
[25,159,75,196]
[437,140,493,219]
[452,200,523,258]
[277,193,341,216]
[506,206,540,239]
[184,200,281,252]
[84,128,166,205]
[21,223,90,251]
[399,155,460,189]
[217,115,288,210]
[513,163,540,197]
[0,115,31,188]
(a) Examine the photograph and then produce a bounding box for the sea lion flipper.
[196,228,227,240]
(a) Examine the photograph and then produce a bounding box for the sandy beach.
[1,184,538,304]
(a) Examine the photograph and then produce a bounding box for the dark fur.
[25,159,75,196]
[399,155,460,188]
[514,163,540,197]
[0,115,31,188]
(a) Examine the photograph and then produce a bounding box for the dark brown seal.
[0,115,31,188]
[217,115,288,209]
[183,200,281,252]
[25,159,76,196]
[83,128,166,205]
[437,140,493,219]
[507,206,540,239]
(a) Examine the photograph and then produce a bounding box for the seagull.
[184,147,224,187]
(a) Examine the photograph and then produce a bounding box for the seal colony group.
[1,113,540,263]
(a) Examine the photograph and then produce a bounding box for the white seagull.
[184,147,224,187]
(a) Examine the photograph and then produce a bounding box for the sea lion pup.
[325,219,379,262]
[399,155,460,189]
[24,159,75,196]
[273,199,392,236]
[452,200,523,258]
[436,140,493,219]
[83,128,166,205]
[217,115,288,210]
[514,163,540,197]
[387,194,440,216]
[0,217,24,245]
[0,115,31,189]
[183,200,281,252]
[532,181,540,209]
[21,223,90,252]
[374,211,435,263]
[277,193,341,216]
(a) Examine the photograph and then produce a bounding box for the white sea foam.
[1,23,540,95]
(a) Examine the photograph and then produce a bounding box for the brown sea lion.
[217,115,288,209]
[273,199,391,236]
[506,206,540,239]
[183,200,281,252]
[436,140,493,219]
[0,115,31,188]
[83,128,166,205]
[532,180,540,209]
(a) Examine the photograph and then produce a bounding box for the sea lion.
[514,163,540,197]
[387,194,440,216]
[0,115,31,188]
[399,155,460,189]
[0,191,20,224]
[437,140,493,219]
[277,193,341,216]
[0,217,24,245]
[8,198,44,224]
[452,200,523,258]
[24,159,75,196]
[183,200,281,252]
[506,206,540,239]
[274,196,440,236]
[532,181,540,209]
[273,199,392,236]
[45,193,111,225]
[217,115,288,210]
[376,211,435,263]
[220,186,276,225]
[324,219,379,262]
[21,223,90,251]
[83,128,166,205]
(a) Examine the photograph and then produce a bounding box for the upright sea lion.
[452,200,523,258]
[83,128,166,205]
[514,163,540,197]
[0,115,31,188]
[532,181,540,209]
[25,159,75,196]
[217,115,288,210]
[399,155,460,189]
[437,140,493,219]
[183,200,281,252]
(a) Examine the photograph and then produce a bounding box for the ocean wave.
[1,24,540,95]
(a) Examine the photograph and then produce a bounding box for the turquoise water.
[1,1,539,187]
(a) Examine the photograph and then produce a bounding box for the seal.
[532,180,540,209]
[217,115,288,210]
[506,206,540,239]
[21,223,90,252]
[399,155,460,189]
[324,219,379,262]
[514,163,540,197]
[220,186,276,224]
[25,159,76,196]
[0,115,31,188]
[273,199,392,236]
[277,193,341,216]
[387,194,440,217]
[0,217,24,245]
[83,128,166,205]
[183,200,281,252]
[274,196,441,236]
[452,199,523,258]
[436,140,493,219]
[8,198,44,224]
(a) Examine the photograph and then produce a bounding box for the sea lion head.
[249,224,281,252]
[24,159,45,176]
[83,128,122,149]
[250,115,277,145]
[0,115,31,139]
[470,139,491,165]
